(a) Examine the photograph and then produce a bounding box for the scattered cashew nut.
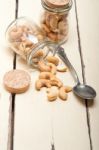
[50,77,63,88]
[58,86,68,101]
[46,56,59,66]
[47,87,58,101]
[48,63,57,74]
[57,61,68,72]
[38,61,51,72]
[58,86,72,100]
[65,86,72,93]
[35,79,51,90]
[39,72,55,80]
[57,67,68,72]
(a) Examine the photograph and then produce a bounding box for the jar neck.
[27,40,58,67]
[41,0,72,14]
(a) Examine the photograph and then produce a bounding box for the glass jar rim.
[41,0,72,14]
[28,40,58,67]
[5,16,38,37]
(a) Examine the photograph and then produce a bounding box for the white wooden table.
[0,0,99,150]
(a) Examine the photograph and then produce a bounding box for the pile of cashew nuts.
[7,24,45,60]
[41,12,68,42]
[35,50,72,101]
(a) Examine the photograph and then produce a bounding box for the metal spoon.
[57,46,96,100]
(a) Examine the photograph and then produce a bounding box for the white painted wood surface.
[0,0,99,150]
[0,0,15,150]
[14,0,90,150]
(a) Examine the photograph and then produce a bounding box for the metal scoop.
[57,47,96,100]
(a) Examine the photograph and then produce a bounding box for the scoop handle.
[57,46,80,84]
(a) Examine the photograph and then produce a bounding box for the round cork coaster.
[3,69,31,94]
[44,0,70,8]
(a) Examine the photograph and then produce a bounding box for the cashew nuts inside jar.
[40,0,72,44]
[5,17,58,68]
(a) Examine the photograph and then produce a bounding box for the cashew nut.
[57,67,67,72]
[20,36,33,47]
[58,20,67,32]
[38,61,51,72]
[47,87,58,101]
[22,25,29,32]
[39,72,63,88]
[56,34,65,41]
[31,50,44,65]
[35,79,51,90]
[45,12,51,27]
[24,39,33,47]
[49,15,58,31]
[39,72,55,80]
[50,77,63,88]
[58,86,68,101]
[33,50,44,58]
[57,61,68,72]
[48,63,57,74]
[9,26,23,41]
[48,32,57,41]
[32,58,39,64]
[21,36,26,42]
[22,25,33,34]
[19,42,26,52]
[46,56,59,66]
[65,86,72,93]
[37,34,44,41]
[41,23,50,33]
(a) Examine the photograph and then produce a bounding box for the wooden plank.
[51,0,90,149]
[0,0,16,150]
[75,0,99,149]
[14,0,90,150]
[14,0,52,150]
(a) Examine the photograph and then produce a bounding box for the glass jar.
[40,0,72,44]
[6,17,57,68]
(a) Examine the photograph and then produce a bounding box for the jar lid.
[42,0,72,14]
[43,0,70,8]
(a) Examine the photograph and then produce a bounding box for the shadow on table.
[73,93,95,108]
